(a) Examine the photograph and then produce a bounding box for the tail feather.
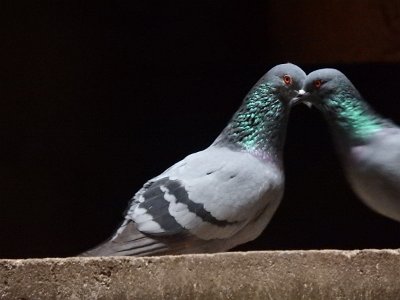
[116,243,168,256]
[80,220,226,257]
[80,221,169,257]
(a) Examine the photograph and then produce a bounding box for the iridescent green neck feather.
[214,82,288,159]
[323,89,388,144]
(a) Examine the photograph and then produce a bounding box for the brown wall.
[266,1,400,63]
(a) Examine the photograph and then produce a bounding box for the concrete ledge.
[1,250,400,299]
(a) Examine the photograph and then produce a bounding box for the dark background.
[2,1,400,258]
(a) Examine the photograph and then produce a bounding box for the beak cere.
[297,90,312,108]
[289,89,307,106]
[289,89,313,108]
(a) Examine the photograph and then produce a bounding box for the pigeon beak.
[303,101,312,108]
[290,89,309,106]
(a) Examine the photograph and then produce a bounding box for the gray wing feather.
[81,146,283,256]
[348,128,400,221]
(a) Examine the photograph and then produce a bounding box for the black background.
[2,1,400,258]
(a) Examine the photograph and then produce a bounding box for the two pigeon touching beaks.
[82,64,400,257]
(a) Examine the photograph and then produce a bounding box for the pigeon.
[81,63,306,256]
[296,68,400,222]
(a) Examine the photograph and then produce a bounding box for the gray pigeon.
[81,63,306,256]
[296,68,400,222]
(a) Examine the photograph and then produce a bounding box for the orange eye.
[283,75,292,85]
[313,79,323,89]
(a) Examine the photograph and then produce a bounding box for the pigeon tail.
[80,220,169,257]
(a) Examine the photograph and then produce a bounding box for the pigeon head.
[295,68,361,109]
[295,68,387,144]
[259,63,306,105]
[214,63,306,157]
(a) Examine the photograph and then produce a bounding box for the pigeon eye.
[313,79,323,89]
[283,75,292,85]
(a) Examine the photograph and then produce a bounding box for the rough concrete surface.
[1,250,400,299]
